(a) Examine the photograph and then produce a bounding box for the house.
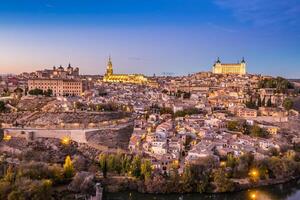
[237,108,258,118]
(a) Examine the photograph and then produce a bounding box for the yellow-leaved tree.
[63,155,74,179]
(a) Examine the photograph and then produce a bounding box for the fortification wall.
[3,129,90,143]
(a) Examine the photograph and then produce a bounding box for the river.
[105,179,300,200]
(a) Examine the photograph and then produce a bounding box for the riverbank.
[100,174,300,194]
[105,179,300,200]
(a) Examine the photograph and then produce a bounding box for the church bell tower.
[106,56,113,76]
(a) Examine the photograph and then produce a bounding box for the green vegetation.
[28,88,53,97]
[141,160,152,181]
[150,105,202,118]
[0,101,6,112]
[174,108,202,118]
[245,96,274,109]
[227,121,268,138]
[63,156,75,179]
[0,161,65,200]
[159,107,173,115]
[245,97,258,109]
[213,168,235,192]
[250,125,268,138]
[258,77,294,93]
[283,98,294,110]
[166,90,191,99]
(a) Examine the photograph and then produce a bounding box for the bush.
[283,98,294,110]
[213,168,235,192]
[250,125,268,138]
[28,89,44,96]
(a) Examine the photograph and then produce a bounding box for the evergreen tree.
[267,98,272,107]
[262,97,266,107]
[283,98,294,111]
[257,97,262,107]
[0,101,5,113]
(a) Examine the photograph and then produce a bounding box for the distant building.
[212,58,246,75]
[28,78,83,96]
[35,64,79,79]
[103,56,148,84]
[237,108,257,118]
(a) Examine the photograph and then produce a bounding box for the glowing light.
[44,179,53,186]
[249,169,260,182]
[3,135,12,141]
[220,161,226,167]
[250,169,259,177]
[249,191,257,200]
[61,136,71,145]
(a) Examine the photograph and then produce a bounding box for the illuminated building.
[103,56,148,84]
[212,57,246,75]
[36,64,79,79]
[28,78,83,96]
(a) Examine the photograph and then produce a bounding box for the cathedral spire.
[241,57,245,63]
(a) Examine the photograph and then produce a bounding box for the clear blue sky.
[0,0,300,78]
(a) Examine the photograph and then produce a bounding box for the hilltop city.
[0,57,300,199]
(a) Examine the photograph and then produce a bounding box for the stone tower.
[106,56,113,76]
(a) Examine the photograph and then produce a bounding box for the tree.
[0,101,5,112]
[213,168,234,192]
[246,97,257,109]
[140,159,152,180]
[28,89,44,96]
[44,89,53,97]
[63,156,74,179]
[226,154,237,169]
[283,98,294,111]
[227,121,239,131]
[262,97,266,107]
[99,154,108,178]
[266,98,272,107]
[181,165,194,192]
[14,88,23,95]
[258,77,294,93]
[107,154,116,172]
[121,155,131,174]
[0,181,11,199]
[130,155,141,178]
[257,97,262,107]
[250,125,268,138]
[4,166,15,183]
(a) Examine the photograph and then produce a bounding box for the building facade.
[35,64,79,79]
[103,57,148,84]
[212,58,246,75]
[28,79,83,96]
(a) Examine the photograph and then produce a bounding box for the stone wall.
[86,122,134,150]
[3,129,90,143]
[3,120,134,150]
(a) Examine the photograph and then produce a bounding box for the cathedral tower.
[106,56,113,76]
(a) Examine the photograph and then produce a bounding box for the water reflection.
[105,179,300,200]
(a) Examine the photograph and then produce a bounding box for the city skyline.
[1,0,300,78]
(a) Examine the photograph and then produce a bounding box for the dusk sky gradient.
[0,0,300,77]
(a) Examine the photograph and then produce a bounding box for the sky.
[0,0,300,78]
